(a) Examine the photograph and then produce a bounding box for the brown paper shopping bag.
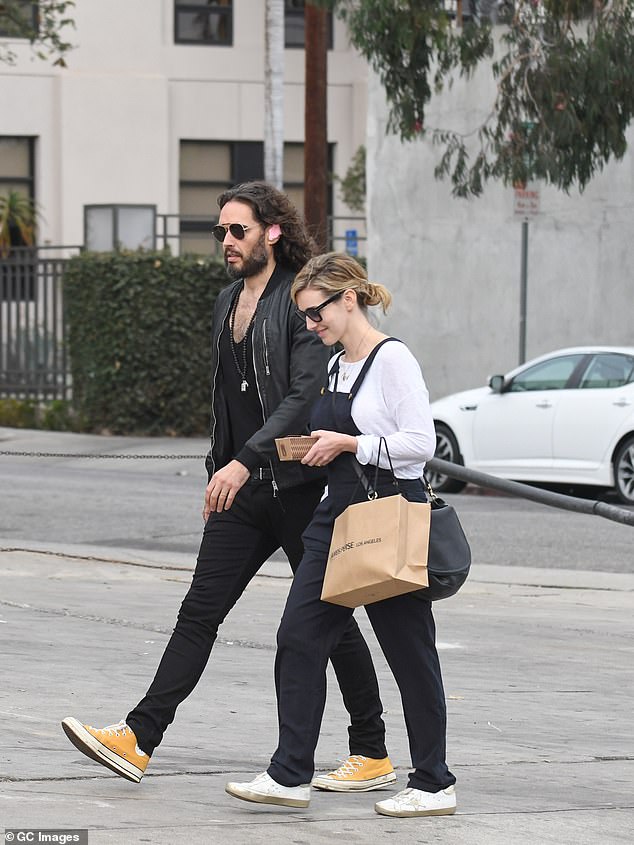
[321,494,431,608]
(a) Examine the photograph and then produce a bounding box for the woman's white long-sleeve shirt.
[326,340,436,479]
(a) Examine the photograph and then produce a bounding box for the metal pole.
[519,218,528,364]
[304,4,328,252]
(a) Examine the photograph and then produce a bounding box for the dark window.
[174,0,232,46]
[0,137,37,300]
[284,0,333,49]
[0,0,37,38]
[0,136,35,204]
[442,0,513,24]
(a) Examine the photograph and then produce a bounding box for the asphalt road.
[1,427,633,843]
[1,427,632,573]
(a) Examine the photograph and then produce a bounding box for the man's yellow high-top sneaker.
[61,717,150,783]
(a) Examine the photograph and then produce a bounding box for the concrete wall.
[366,61,634,400]
[0,0,367,248]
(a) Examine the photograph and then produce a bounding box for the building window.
[0,136,36,300]
[284,0,333,49]
[84,205,157,252]
[179,140,333,255]
[179,140,260,255]
[0,1,37,39]
[0,136,36,245]
[283,143,305,215]
[174,1,232,46]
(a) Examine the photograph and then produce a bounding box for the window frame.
[174,1,233,47]
[0,136,35,203]
[0,0,38,40]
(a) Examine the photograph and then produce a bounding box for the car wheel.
[614,435,634,505]
[429,424,467,494]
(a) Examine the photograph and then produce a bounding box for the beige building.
[0,0,368,255]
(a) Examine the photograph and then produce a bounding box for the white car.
[429,346,634,504]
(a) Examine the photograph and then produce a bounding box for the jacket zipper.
[253,317,278,497]
[262,318,271,376]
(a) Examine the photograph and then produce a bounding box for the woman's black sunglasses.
[296,290,344,323]
[212,223,253,243]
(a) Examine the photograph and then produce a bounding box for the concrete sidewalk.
[1,537,633,845]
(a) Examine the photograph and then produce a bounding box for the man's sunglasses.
[296,290,344,323]
[212,223,253,243]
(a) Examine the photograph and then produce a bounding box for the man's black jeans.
[126,477,387,758]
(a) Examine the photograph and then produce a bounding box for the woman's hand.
[301,430,357,467]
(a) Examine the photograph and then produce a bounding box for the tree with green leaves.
[0,189,39,257]
[320,0,634,197]
[0,0,75,66]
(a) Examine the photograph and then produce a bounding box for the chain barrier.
[0,451,206,460]
[3,450,632,526]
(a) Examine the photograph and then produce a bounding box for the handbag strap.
[352,436,398,501]
[422,470,444,505]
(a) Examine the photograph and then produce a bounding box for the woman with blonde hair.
[226,252,456,818]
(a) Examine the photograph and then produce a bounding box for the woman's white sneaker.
[225,772,310,808]
[375,785,456,817]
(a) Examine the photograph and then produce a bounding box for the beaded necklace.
[228,294,257,392]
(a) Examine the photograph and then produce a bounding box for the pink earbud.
[268,224,282,242]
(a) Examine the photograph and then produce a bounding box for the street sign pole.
[519,219,528,365]
[513,181,540,365]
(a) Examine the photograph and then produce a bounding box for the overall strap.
[344,337,402,500]
[348,337,401,400]
[327,336,401,436]
[327,349,346,384]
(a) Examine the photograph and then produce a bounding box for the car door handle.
[535,400,552,409]
[612,398,631,407]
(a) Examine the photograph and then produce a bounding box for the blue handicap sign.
[345,229,358,257]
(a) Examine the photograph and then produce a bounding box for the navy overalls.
[268,339,456,792]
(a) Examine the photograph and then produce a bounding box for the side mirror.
[488,374,505,393]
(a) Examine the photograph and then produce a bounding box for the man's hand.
[203,460,250,519]
[301,430,357,467]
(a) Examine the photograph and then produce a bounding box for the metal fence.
[0,247,80,401]
[0,214,368,401]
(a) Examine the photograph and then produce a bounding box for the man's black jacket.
[205,264,329,490]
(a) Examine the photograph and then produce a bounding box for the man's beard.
[224,232,269,281]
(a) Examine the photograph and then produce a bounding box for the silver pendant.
[241,380,248,392]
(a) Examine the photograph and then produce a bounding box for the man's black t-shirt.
[219,315,263,462]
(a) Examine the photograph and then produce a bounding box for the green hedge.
[63,252,227,435]
[0,398,80,430]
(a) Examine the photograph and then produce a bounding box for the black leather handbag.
[413,474,471,601]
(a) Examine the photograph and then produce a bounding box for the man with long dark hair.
[62,182,394,794]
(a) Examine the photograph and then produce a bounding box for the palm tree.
[0,189,39,258]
